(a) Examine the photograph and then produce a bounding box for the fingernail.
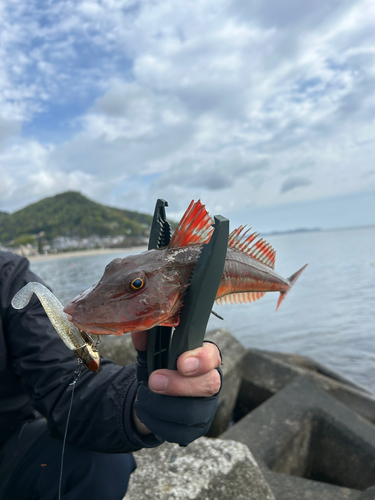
[150,374,168,392]
[183,357,200,374]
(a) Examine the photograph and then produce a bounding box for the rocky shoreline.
[98,329,375,499]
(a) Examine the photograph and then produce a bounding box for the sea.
[30,226,375,394]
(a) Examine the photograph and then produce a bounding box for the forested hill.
[0,191,153,244]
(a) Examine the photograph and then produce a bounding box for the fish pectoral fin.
[161,316,180,327]
[211,310,224,320]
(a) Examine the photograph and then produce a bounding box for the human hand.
[131,330,222,442]
[131,330,221,397]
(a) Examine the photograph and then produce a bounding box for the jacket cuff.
[123,378,163,449]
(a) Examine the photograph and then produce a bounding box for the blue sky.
[0,0,374,231]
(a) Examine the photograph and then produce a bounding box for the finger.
[131,330,148,351]
[148,368,221,397]
[177,342,221,377]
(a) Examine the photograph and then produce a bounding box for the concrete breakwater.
[98,329,375,500]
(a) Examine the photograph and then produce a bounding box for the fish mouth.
[66,315,124,336]
[64,287,183,336]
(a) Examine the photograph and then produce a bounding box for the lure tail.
[276,263,308,310]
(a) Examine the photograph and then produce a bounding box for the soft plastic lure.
[12,282,101,372]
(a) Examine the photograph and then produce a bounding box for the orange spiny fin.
[215,291,266,305]
[228,226,276,269]
[248,237,276,269]
[169,200,214,248]
[228,226,258,251]
[259,244,274,266]
[228,225,245,247]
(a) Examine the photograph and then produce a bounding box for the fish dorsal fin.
[215,291,266,305]
[169,200,214,248]
[228,226,276,269]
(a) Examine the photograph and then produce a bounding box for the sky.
[0,0,375,232]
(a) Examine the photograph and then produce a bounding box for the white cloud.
[0,0,374,227]
[0,138,99,211]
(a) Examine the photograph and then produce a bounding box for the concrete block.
[204,329,247,436]
[360,486,375,499]
[223,377,375,500]
[235,349,375,424]
[98,334,137,366]
[264,351,367,390]
[126,437,276,500]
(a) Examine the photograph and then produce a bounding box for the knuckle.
[206,370,221,396]
[207,343,221,366]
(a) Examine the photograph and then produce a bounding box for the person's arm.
[2,253,222,451]
[1,253,157,453]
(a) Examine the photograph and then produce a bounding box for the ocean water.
[30,226,375,393]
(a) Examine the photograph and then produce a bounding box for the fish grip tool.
[142,199,229,380]
[148,198,172,250]
[144,199,173,379]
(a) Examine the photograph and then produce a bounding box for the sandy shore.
[27,246,148,262]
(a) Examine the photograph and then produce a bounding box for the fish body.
[64,201,307,336]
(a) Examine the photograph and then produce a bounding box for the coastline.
[27,246,148,262]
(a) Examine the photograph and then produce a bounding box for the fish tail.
[276,263,308,310]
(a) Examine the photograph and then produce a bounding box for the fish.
[64,200,308,336]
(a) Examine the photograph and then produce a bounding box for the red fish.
[64,201,307,336]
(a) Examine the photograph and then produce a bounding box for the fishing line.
[58,360,83,500]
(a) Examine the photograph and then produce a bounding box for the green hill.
[0,211,9,221]
[0,192,153,244]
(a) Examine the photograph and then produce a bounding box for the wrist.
[133,396,151,435]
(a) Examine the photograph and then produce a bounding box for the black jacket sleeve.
[0,252,160,453]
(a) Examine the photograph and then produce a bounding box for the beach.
[27,246,148,262]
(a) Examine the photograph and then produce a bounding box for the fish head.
[64,250,188,335]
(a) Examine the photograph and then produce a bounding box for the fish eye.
[130,277,145,291]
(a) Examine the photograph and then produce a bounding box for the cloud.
[0,138,99,212]
[0,118,21,146]
[0,0,374,229]
[281,176,312,193]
